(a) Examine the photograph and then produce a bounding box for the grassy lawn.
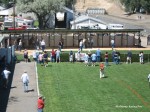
[37,62,150,112]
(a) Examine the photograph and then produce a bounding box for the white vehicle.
[74,23,107,29]
[107,24,124,29]
[3,16,34,30]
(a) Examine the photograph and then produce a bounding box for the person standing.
[91,53,97,66]
[138,37,141,48]
[41,39,46,52]
[1,67,11,89]
[35,39,40,50]
[21,71,29,92]
[105,52,109,67]
[43,51,48,67]
[14,40,17,50]
[99,62,105,79]
[84,53,89,66]
[126,50,132,64]
[114,51,118,65]
[139,51,144,64]
[58,40,62,52]
[32,50,37,62]
[111,39,115,50]
[112,50,115,63]
[18,39,22,52]
[51,49,56,63]
[56,49,61,63]
[69,50,74,63]
[88,50,92,66]
[96,48,101,62]
[37,95,45,112]
[79,40,83,51]
[38,53,44,65]
[117,51,121,64]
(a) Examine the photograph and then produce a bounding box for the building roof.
[70,15,107,25]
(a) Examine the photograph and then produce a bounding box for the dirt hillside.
[75,0,124,15]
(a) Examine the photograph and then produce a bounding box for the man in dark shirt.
[126,50,132,64]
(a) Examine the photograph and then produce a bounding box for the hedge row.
[60,53,150,62]
[16,53,150,63]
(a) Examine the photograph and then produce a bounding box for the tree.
[120,0,150,14]
[17,0,66,29]
[120,0,141,13]
[141,0,150,14]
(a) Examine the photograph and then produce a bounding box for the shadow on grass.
[103,76,108,78]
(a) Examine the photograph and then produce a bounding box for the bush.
[16,52,150,63]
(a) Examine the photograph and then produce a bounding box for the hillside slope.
[75,0,124,16]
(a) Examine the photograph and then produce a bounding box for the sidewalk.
[6,62,38,112]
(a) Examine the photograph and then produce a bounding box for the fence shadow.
[0,63,16,112]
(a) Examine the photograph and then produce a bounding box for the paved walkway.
[6,62,38,112]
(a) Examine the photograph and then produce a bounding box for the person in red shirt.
[51,49,56,62]
[99,63,105,79]
[37,95,45,112]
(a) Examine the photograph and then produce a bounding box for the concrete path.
[6,62,38,112]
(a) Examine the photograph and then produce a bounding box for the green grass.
[38,62,150,112]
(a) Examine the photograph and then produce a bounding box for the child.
[100,63,105,78]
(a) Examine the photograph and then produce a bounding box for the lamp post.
[9,0,15,29]
[13,1,15,30]
[9,0,16,64]
[72,0,76,29]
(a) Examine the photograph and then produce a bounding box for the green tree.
[141,0,150,14]
[120,0,141,13]
[120,0,150,14]
[17,0,66,29]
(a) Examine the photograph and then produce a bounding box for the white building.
[70,15,107,29]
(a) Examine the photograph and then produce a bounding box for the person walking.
[37,95,45,112]
[23,49,28,63]
[99,62,105,79]
[1,67,11,89]
[21,71,29,93]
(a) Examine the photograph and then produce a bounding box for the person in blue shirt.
[96,48,101,62]
[84,53,89,66]
[91,53,97,66]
